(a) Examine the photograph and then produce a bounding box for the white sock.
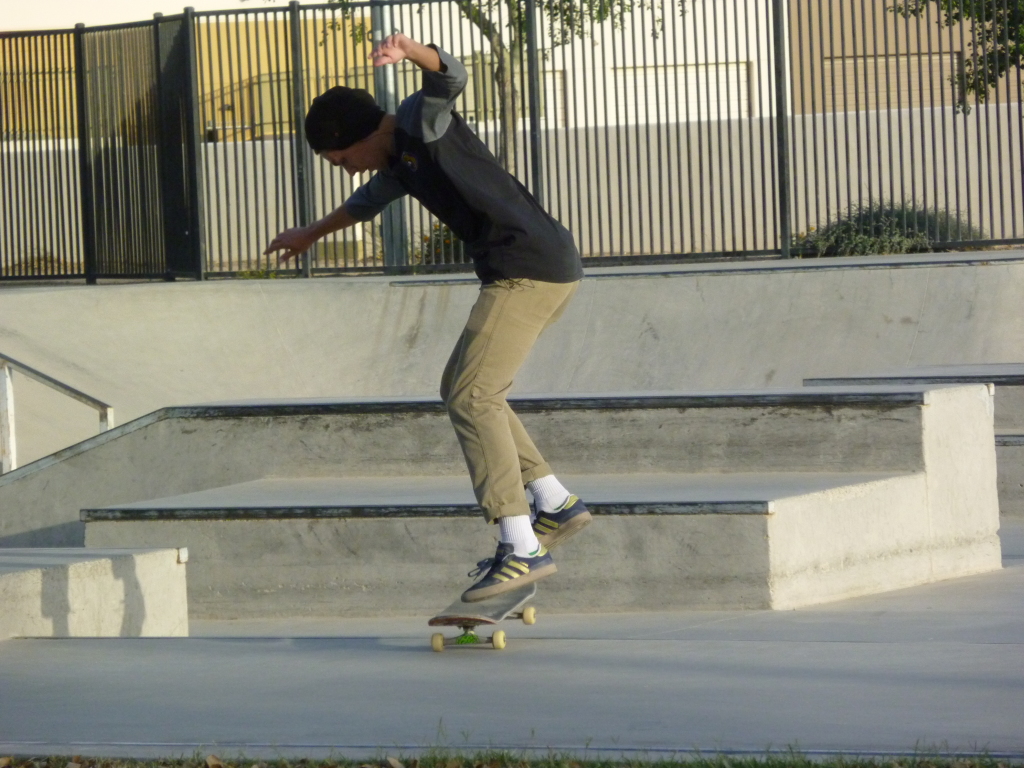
[527,475,570,513]
[498,514,541,556]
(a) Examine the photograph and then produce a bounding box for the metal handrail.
[0,352,114,474]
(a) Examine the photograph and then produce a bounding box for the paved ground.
[1,521,1022,761]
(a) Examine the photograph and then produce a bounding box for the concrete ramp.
[0,548,189,639]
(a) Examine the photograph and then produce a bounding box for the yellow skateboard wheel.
[522,606,537,625]
[491,630,507,650]
[431,633,445,653]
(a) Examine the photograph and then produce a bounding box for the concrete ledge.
[807,365,1023,517]
[83,470,1000,617]
[81,473,910,521]
[806,364,1023,429]
[2,387,948,547]
[0,548,189,639]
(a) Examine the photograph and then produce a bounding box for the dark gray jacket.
[344,47,582,284]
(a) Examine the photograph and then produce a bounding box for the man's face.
[319,134,386,176]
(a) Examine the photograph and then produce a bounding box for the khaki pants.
[440,278,579,523]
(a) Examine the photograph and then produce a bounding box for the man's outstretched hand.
[369,33,410,67]
[264,225,317,263]
[369,33,442,72]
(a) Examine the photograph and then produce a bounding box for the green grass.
[2,753,1021,768]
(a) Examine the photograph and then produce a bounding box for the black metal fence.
[2,0,1022,281]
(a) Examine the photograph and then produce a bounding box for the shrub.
[795,201,985,257]
[415,222,465,265]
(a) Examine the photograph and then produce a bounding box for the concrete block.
[806,364,1024,517]
[0,548,189,639]
[83,464,1002,616]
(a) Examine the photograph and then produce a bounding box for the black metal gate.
[74,15,203,281]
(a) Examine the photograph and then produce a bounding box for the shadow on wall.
[39,560,71,637]
[111,554,147,636]
[0,522,84,548]
[38,553,148,637]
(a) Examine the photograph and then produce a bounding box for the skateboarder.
[264,33,591,602]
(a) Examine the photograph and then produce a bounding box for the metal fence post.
[289,0,313,277]
[524,0,544,207]
[0,362,15,473]
[182,6,206,280]
[73,23,98,284]
[371,0,408,268]
[153,12,171,281]
[771,0,793,258]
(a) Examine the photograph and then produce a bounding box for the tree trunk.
[492,42,520,177]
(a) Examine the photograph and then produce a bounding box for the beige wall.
[790,0,1022,115]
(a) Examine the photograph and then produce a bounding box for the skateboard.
[428,583,538,651]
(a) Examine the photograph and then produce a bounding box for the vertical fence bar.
[288,0,312,276]
[371,0,408,268]
[523,0,543,208]
[771,0,791,257]
[74,23,98,283]
[184,7,205,278]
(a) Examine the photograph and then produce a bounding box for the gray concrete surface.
[3,252,1024,467]
[0,548,189,639]
[1,520,1021,760]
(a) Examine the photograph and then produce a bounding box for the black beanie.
[304,86,386,152]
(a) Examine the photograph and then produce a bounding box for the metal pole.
[0,362,16,473]
[524,0,543,207]
[74,23,99,283]
[771,0,793,258]
[371,0,407,268]
[154,13,173,280]
[183,7,206,279]
[100,406,115,432]
[289,0,313,277]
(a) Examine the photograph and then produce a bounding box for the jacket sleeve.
[418,46,468,142]
[343,170,407,221]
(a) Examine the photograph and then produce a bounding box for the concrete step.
[80,472,910,518]
[806,363,1024,429]
[0,385,997,548]
[806,365,1023,517]
[82,471,999,617]
[0,548,189,640]
[4,384,1004,618]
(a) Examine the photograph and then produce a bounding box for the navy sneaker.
[461,542,557,603]
[532,494,592,549]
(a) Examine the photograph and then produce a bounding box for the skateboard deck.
[428,583,537,651]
